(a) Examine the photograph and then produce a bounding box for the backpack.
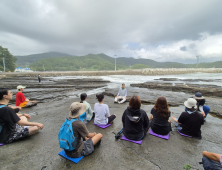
[58,118,78,151]
[0,105,6,133]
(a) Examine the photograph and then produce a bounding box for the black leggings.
[108,115,116,124]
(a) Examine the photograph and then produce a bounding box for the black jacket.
[122,107,149,140]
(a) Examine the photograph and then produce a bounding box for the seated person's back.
[62,102,103,158]
[94,94,116,125]
[65,119,89,158]
[178,110,204,138]
[150,97,171,135]
[122,95,149,141]
[94,103,109,125]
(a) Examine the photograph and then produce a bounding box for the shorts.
[7,124,29,144]
[81,138,94,156]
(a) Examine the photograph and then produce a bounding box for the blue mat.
[58,150,84,163]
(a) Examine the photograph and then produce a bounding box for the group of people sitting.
[0,88,43,144]
[0,83,221,169]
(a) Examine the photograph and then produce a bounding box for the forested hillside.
[14,52,222,71]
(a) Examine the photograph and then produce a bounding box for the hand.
[85,137,89,140]
[171,116,177,121]
[115,96,117,98]
[93,132,96,136]
[24,114,31,120]
[17,106,22,110]
[36,123,44,129]
[124,97,126,99]
[201,111,206,117]
[25,98,30,102]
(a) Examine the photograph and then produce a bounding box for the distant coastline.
[1,68,222,77]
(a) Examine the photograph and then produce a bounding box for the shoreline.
[1,75,222,169]
[0,68,222,77]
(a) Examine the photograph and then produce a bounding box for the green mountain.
[14,52,222,71]
[15,52,73,67]
[30,54,127,71]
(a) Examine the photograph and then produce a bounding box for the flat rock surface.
[0,94,222,170]
[131,81,222,97]
[104,87,222,118]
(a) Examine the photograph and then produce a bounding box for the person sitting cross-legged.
[191,92,210,119]
[114,83,127,104]
[122,95,149,141]
[149,97,172,135]
[16,85,37,108]
[80,93,94,123]
[64,102,103,158]
[94,94,116,125]
[0,88,44,144]
[202,151,222,170]
[172,98,204,139]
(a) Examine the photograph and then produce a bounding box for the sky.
[0,0,222,63]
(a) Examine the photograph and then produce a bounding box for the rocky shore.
[130,81,222,98]
[0,76,109,104]
[0,76,222,170]
[1,92,222,170]
[103,86,222,118]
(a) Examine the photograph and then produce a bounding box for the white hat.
[69,102,87,118]
[17,85,26,90]
[184,98,197,109]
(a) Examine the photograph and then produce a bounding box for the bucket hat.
[184,98,197,109]
[69,102,86,119]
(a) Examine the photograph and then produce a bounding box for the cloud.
[0,0,222,62]
[123,32,222,62]
[180,46,187,51]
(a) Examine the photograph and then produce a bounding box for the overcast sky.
[0,0,222,63]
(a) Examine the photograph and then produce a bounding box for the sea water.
[53,72,222,96]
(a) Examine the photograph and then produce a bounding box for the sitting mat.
[121,135,142,144]
[0,143,4,146]
[149,129,169,140]
[58,150,84,164]
[93,123,111,129]
[177,130,192,137]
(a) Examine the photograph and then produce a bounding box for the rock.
[130,82,222,97]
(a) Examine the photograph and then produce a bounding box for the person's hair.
[186,107,196,112]
[154,97,170,118]
[122,83,125,85]
[129,95,141,109]
[0,88,9,100]
[80,93,87,103]
[96,94,104,102]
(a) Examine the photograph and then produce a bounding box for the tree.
[0,46,17,72]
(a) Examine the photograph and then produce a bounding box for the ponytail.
[80,93,87,103]
[96,94,104,102]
